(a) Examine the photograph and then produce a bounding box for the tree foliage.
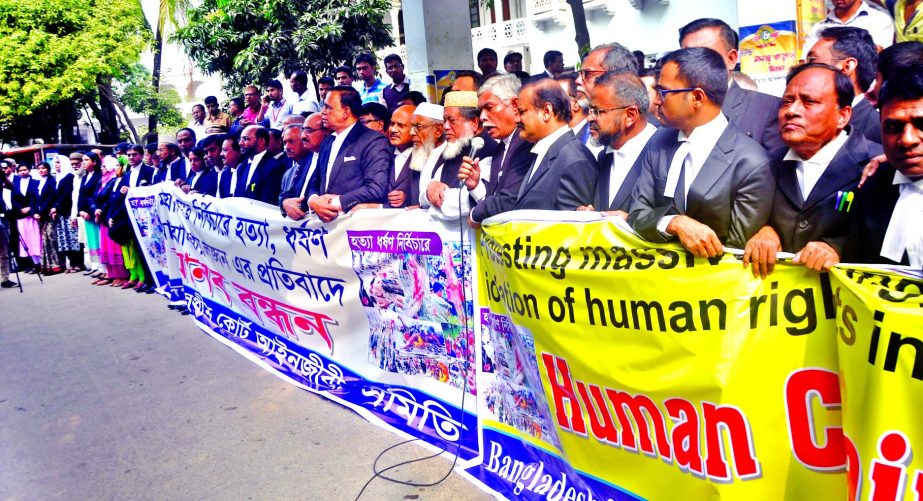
[0,0,148,124]
[173,0,393,92]
[116,63,184,130]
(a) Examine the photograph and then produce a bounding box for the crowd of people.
[2,8,922,298]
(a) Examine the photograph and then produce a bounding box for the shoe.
[111,280,126,287]
[134,284,149,293]
[83,269,96,276]
[0,280,17,288]
[122,281,137,289]
[91,278,105,285]
[179,307,190,315]
[50,267,63,275]
[95,278,113,286]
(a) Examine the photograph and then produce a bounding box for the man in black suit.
[806,26,881,144]
[383,104,418,208]
[235,125,285,204]
[509,79,597,212]
[579,72,657,218]
[181,147,218,196]
[278,124,310,204]
[680,18,785,152]
[121,144,154,191]
[532,50,564,82]
[629,47,775,257]
[744,63,882,277]
[153,141,185,184]
[463,74,535,225]
[842,67,923,267]
[218,136,241,198]
[306,85,391,222]
[279,113,332,219]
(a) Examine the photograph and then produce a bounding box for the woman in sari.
[92,156,130,286]
[106,155,146,289]
[52,154,83,273]
[33,162,61,274]
[77,152,102,276]
[11,163,41,272]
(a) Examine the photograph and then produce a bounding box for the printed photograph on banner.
[479,309,560,447]
[352,241,476,393]
[128,196,167,269]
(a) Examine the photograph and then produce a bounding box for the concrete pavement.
[0,271,493,501]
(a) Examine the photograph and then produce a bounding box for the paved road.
[0,272,493,501]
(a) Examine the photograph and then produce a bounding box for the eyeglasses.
[360,118,383,125]
[587,105,631,118]
[410,123,439,132]
[244,93,259,97]
[655,87,714,101]
[579,69,606,81]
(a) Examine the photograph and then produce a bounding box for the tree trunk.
[93,76,122,143]
[148,23,163,143]
[98,81,140,143]
[566,0,591,59]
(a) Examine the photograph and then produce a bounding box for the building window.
[469,0,480,28]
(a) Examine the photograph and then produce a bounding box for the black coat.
[235,151,286,205]
[10,177,37,220]
[470,129,535,223]
[841,163,910,265]
[592,136,653,212]
[76,171,102,215]
[849,99,882,145]
[513,130,597,211]
[768,132,882,253]
[723,81,785,152]
[53,173,75,217]
[33,178,56,221]
[306,123,392,212]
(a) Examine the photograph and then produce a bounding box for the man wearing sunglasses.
[629,47,775,258]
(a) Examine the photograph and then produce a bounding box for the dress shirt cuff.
[469,181,487,202]
[656,215,675,238]
[331,196,341,209]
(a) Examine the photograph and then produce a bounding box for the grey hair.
[478,73,522,101]
[593,42,640,76]
[595,72,650,112]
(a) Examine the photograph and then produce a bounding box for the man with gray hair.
[579,72,657,218]
[575,42,639,98]
[462,74,534,225]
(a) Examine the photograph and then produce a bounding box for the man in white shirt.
[188,104,207,139]
[629,47,774,257]
[257,79,294,131]
[744,63,882,277]
[843,67,923,266]
[803,0,894,54]
[290,70,320,116]
[555,74,602,156]
[578,72,657,219]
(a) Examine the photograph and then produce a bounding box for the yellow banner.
[476,216,900,499]
[831,267,923,500]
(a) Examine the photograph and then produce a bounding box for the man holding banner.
[744,63,882,277]
[629,47,774,257]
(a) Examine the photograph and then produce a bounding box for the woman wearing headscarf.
[33,161,61,274]
[106,154,146,289]
[51,154,83,273]
[77,152,102,276]
[11,163,41,272]
[92,156,130,286]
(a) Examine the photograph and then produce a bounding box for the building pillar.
[403,0,474,101]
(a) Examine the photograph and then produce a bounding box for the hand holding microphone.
[458,137,485,190]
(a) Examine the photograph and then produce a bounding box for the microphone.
[459,137,485,188]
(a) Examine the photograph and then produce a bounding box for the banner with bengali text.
[125,186,922,500]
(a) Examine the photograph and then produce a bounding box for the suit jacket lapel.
[685,126,734,216]
[611,152,646,211]
[802,135,863,210]
[519,132,569,199]
[777,160,805,208]
[327,125,362,191]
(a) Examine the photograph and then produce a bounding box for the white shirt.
[803,3,895,54]
[299,154,320,198]
[417,141,449,207]
[292,91,320,115]
[606,123,656,208]
[266,98,294,130]
[472,134,512,203]
[128,163,143,187]
[432,156,493,220]
[18,177,30,196]
[189,171,203,190]
[657,113,729,234]
[37,177,47,194]
[526,125,572,184]
[189,121,207,140]
[881,173,923,267]
[324,122,357,194]
[783,130,850,200]
[229,166,239,197]
[393,147,412,182]
[245,149,267,188]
